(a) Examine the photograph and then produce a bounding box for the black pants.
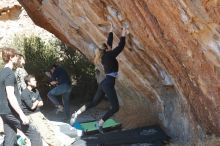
[1,114,42,146]
[86,75,119,121]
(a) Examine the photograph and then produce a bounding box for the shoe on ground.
[95,122,104,134]
[56,105,64,114]
[70,112,78,125]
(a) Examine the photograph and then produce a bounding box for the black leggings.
[86,75,119,121]
[1,114,43,146]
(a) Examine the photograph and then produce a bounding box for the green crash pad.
[71,125,170,146]
[80,118,121,135]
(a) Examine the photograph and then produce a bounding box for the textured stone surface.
[0,0,53,137]
[17,0,220,144]
[0,0,54,48]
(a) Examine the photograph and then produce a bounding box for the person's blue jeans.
[47,83,72,120]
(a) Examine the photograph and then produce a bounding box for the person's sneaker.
[95,122,104,134]
[70,112,78,125]
[56,105,64,114]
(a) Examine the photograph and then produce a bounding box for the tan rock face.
[18,0,220,144]
[0,3,21,20]
[0,0,55,48]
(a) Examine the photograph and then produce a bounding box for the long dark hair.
[94,43,110,65]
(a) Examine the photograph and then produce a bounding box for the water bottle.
[17,135,26,146]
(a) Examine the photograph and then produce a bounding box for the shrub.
[14,35,97,103]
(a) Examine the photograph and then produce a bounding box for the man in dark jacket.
[46,64,72,122]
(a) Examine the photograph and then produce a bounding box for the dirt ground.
[41,97,109,123]
[0,96,109,133]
